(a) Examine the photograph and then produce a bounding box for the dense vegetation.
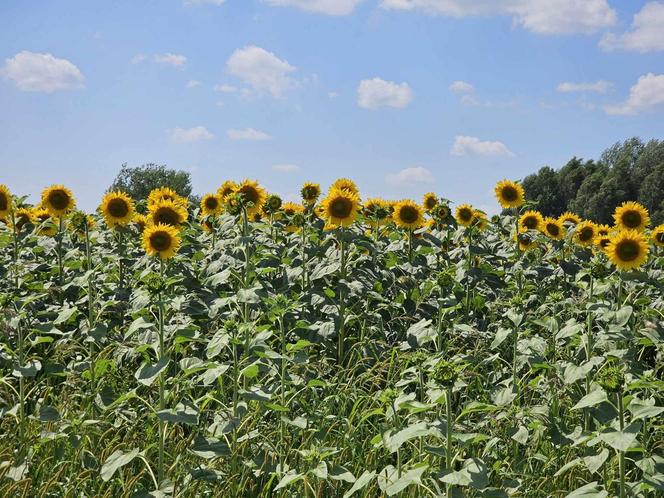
[0,179,663,498]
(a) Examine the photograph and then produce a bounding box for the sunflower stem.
[57,215,64,286]
[408,228,413,263]
[338,227,347,364]
[446,385,454,498]
[157,257,166,485]
[618,391,626,498]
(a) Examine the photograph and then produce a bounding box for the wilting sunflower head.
[101,191,135,228]
[431,204,450,222]
[301,182,321,205]
[12,207,35,233]
[281,202,305,232]
[393,200,425,230]
[363,198,391,226]
[543,217,565,240]
[574,220,597,247]
[613,201,650,232]
[200,193,223,217]
[233,179,267,216]
[217,180,238,201]
[148,187,187,208]
[0,184,13,219]
[148,199,188,227]
[455,204,475,227]
[33,207,57,236]
[263,194,283,214]
[133,213,148,231]
[472,210,488,231]
[494,180,525,209]
[558,211,581,226]
[41,184,75,216]
[142,223,181,260]
[423,192,438,212]
[321,188,360,228]
[605,230,649,271]
[330,178,359,195]
[68,210,89,236]
[516,231,537,251]
[519,210,544,232]
[652,224,664,248]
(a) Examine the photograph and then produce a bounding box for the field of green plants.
[0,180,663,497]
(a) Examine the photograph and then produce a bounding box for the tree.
[108,163,193,201]
[522,166,564,216]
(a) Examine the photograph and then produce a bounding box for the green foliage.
[108,163,193,200]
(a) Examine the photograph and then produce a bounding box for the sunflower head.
[472,210,488,231]
[393,200,425,230]
[233,179,266,216]
[363,198,391,226]
[558,212,581,226]
[133,213,148,231]
[543,217,565,240]
[217,181,238,201]
[519,210,544,232]
[516,231,537,251]
[41,185,75,216]
[148,199,188,227]
[613,201,650,232]
[281,202,305,232]
[423,192,438,212]
[330,178,359,195]
[200,193,223,217]
[148,187,187,208]
[33,207,57,236]
[596,224,611,237]
[0,184,13,219]
[12,207,35,233]
[142,223,181,260]
[263,194,283,214]
[321,188,360,228]
[574,220,597,247]
[494,180,525,209]
[652,224,664,248]
[594,234,612,250]
[605,230,649,271]
[301,182,321,205]
[455,204,475,227]
[68,210,94,237]
[101,191,135,228]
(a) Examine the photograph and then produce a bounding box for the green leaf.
[439,458,488,489]
[38,405,60,422]
[54,306,78,325]
[190,436,230,459]
[491,328,511,349]
[491,386,516,407]
[615,306,633,327]
[13,359,42,378]
[125,317,154,339]
[329,465,356,483]
[241,363,260,379]
[584,449,609,474]
[134,357,169,387]
[598,422,642,452]
[564,481,608,498]
[509,425,529,445]
[377,463,428,496]
[628,398,664,421]
[157,402,199,426]
[274,470,304,491]
[100,448,139,482]
[382,422,439,453]
[572,389,607,410]
[343,470,375,498]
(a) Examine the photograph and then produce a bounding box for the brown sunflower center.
[621,211,642,228]
[238,186,259,204]
[656,232,664,244]
[108,198,129,218]
[459,208,473,222]
[501,186,518,202]
[615,240,640,261]
[268,197,281,210]
[302,186,319,201]
[220,188,233,199]
[399,206,420,224]
[523,216,539,229]
[518,233,532,245]
[546,223,560,237]
[579,227,594,242]
[0,193,8,211]
[425,197,437,209]
[37,213,50,223]
[16,213,30,230]
[205,197,219,210]
[599,237,610,248]
[48,190,70,210]
[150,232,172,252]
[153,207,180,226]
[329,197,353,219]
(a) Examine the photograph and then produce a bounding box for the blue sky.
[1,0,664,213]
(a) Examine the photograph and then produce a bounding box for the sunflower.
[282,202,304,217]
[393,200,425,230]
[594,234,612,250]
[605,230,649,271]
[455,204,475,227]
[321,188,360,228]
[494,180,525,209]
[596,224,611,238]
[68,211,96,238]
[142,223,181,260]
[574,220,597,247]
[148,187,187,208]
[200,193,223,217]
[473,210,488,231]
[234,179,266,216]
[133,213,148,231]
[613,201,650,232]
[363,198,391,226]
[263,194,283,215]
[519,210,544,232]
[33,207,57,236]
[423,193,438,212]
[543,217,565,241]
[41,184,75,217]
[652,225,664,248]
[516,232,537,251]
[0,184,12,220]
[101,191,135,228]
[282,202,305,232]
[558,212,581,226]
[12,208,35,233]
[148,199,188,227]
[330,178,359,195]
[217,181,238,201]
[301,183,321,205]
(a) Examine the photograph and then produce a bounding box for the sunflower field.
[0,179,663,498]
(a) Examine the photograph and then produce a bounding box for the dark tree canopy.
[108,163,193,201]
[522,138,664,225]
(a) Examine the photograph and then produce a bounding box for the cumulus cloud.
[130,54,147,64]
[226,45,296,97]
[385,166,434,186]
[557,80,612,93]
[227,128,273,141]
[451,135,514,157]
[263,0,363,15]
[449,80,474,94]
[272,164,300,173]
[380,0,617,35]
[154,53,187,69]
[2,51,85,93]
[186,80,201,88]
[604,73,664,116]
[214,84,238,93]
[357,77,413,110]
[170,126,214,143]
[600,2,664,53]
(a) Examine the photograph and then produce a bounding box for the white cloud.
[381,0,617,35]
[385,166,434,186]
[557,80,612,93]
[263,0,363,16]
[272,164,300,172]
[227,128,273,141]
[130,54,147,64]
[357,77,413,110]
[186,79,201,88]
[600,2,664,53]
[451,135,514,157]
[170,126,214,143]
[226,45,296,97]
[184,0,226,5]
[449,80,474,93]
[2,51,85,93]
[328,91,340,98]
[214,84,238,93]
[154,53,187,69]
[604,73,664,116]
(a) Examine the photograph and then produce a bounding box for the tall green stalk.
[617,392,626,498]
[157,258,166,484]
[337,227,347,364]
[445,386,454,498]
[57,216,64,285]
